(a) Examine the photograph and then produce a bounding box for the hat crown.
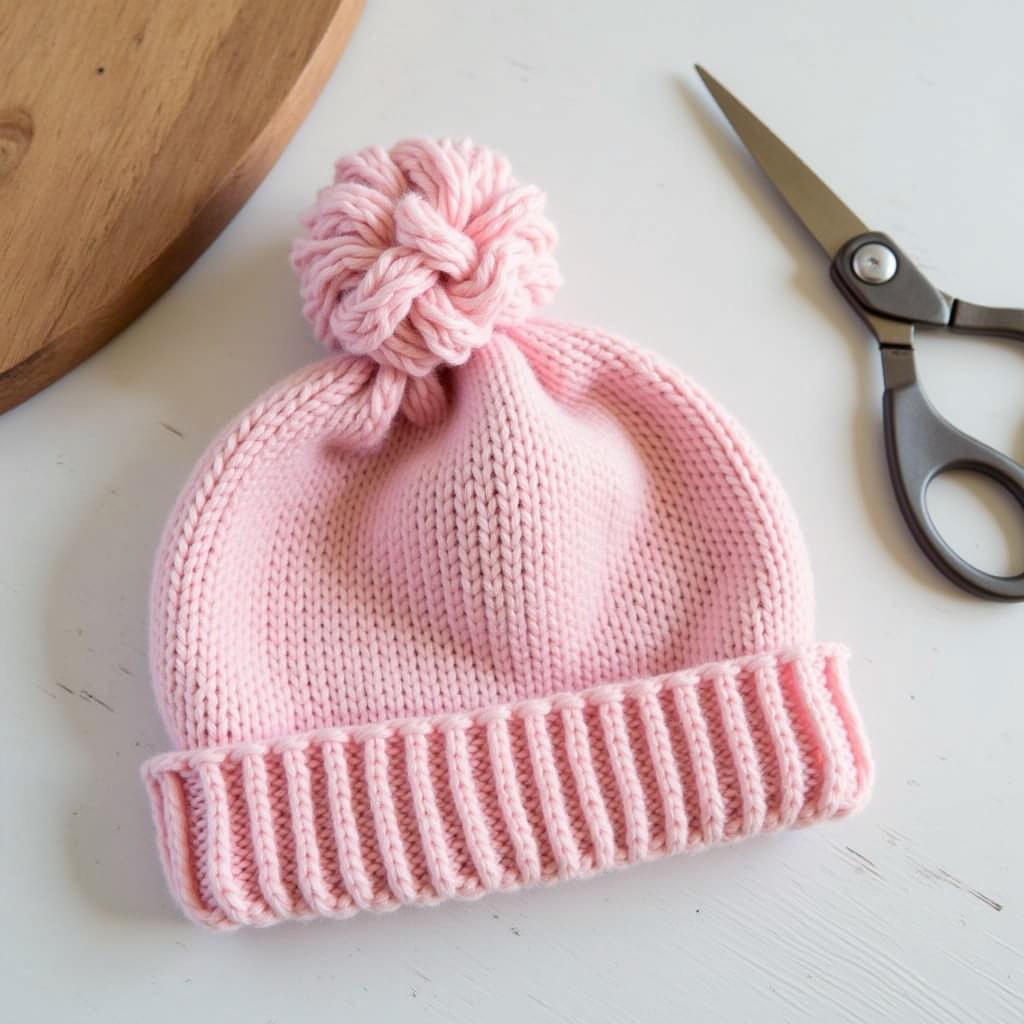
[151,327,813,750]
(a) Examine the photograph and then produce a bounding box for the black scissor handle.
[880,346,1024,601]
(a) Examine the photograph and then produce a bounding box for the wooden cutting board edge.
[0,0,364,416]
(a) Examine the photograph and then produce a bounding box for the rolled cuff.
[143,642,871,929]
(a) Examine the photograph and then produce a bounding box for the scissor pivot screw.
[851,242,898,284]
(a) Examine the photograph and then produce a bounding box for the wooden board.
[0,0,364,413]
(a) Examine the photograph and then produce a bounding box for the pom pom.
[291,139,561,424]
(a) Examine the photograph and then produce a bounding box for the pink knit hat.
[143,139,871,929]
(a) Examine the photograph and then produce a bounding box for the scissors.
[695,66,1024,602]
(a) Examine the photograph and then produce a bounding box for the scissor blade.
[695,65,868,259]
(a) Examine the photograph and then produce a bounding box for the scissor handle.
[951,299,1024,342]
[880,346,1024,601]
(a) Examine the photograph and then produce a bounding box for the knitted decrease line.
[291,138,562,429]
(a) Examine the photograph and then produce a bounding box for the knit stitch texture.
[143,139,872,929]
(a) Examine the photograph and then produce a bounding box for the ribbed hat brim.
[143,643,871,929]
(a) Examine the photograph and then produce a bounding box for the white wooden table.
[4,1,1023,1019]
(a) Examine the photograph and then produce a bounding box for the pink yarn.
[142,139,872,930]
[291,139,561,426]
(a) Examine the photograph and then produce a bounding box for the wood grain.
[0,0,364,414]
